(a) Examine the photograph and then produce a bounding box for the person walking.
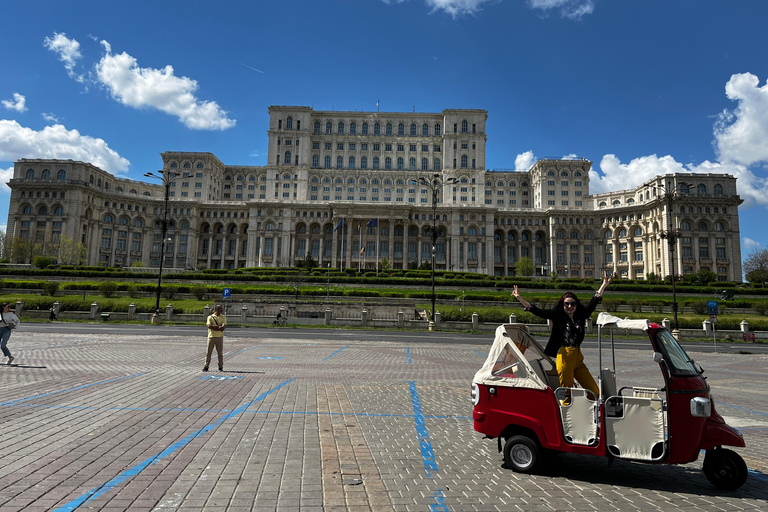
[511,271,612,399]
[1,303,21,365]
[204,304,226,372]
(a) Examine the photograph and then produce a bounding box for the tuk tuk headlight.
[471,382,479,406]
[690,396,711,418]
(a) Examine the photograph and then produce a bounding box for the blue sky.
[1,0,767,265]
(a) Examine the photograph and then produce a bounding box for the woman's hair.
[555,292,584,310]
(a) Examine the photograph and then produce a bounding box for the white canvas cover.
[596,312,650,331]
[472,324,549,390]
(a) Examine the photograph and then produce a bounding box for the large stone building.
[5,106,744,281]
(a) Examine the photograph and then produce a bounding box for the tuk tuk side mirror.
[653,352,664,363]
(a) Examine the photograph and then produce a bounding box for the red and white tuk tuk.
[470,314,748,490]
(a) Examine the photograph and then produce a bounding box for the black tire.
[703,448,748,490]
[503,435,540,474]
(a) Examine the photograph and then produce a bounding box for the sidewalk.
[0,330,766,511]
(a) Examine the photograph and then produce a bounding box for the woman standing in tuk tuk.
[511,271,612,399]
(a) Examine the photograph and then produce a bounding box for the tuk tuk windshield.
[655,330,698,376]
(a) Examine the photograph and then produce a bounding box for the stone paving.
[0,329,766,512]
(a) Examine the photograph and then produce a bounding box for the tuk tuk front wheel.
[703,448,748,490]
[503,435,540,474]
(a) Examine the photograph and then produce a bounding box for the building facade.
[4,106,744,281]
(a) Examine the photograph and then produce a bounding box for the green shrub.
[126,284,142,298]
[603,298,622,312]
[191,284,207,300]
[98,281,118,298]
[33,256,53,269]
[42,282,60,296]
[689,301,708,315]
[628,299,643,312]
[162,285,179,299]
[754,302,768,316]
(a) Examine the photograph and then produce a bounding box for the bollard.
[325,308,332,326]
[662,318,671,330]
[586,317,593,334]
[703,319,712,337]
[361,308,368,328]
[15,301,24,318]
[164,304,173,321]
[241,304,248,323]
[435,311,441,330]
[508,313,516,324]
[90,302,99,321]
[740,320,750,333]
[203,304,211,318]
[397,310,404,328]
[472,312,479,331]
[128,303,137,320]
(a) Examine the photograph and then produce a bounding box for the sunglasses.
[563,301,576,307]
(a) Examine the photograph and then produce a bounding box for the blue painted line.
[429,489,449,512]
[322,345,349,361]
[199,375,243,381]
[406,347,413,364]
[749,469,768,482]
[52,379,294,512]
[408,381,438,478]
[471,350,487,358]
[256,356,283,360]
[714,400,768,417]
[0,373,146,407]
[224,344,272,356]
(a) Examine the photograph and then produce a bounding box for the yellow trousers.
[557,346,599,400]
[205,337,223,368]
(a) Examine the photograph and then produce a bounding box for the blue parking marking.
[256,356,283,360]
[199,375,243,381]
[471,350,487,358]
[407,347,413,364]
[408,381,438,477]
[52,378,294,511]
[322,345,349,361]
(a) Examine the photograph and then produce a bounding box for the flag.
[366,218,378,228]
[360,247,365,255]
[376,100,379,107]
[334,218,343,231]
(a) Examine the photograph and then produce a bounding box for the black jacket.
[525,294,602,357]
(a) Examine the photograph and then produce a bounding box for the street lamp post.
[144,170,179,318]
[658,179,692,338]
[326,262,330,303]
[411,173,457,331]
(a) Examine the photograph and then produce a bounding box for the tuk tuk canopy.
[596,312,650,331]
[473,324,551,391]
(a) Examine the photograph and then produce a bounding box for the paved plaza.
[0,327,767,511]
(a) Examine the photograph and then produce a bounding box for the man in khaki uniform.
[204,304,226,372]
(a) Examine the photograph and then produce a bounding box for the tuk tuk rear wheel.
[703,448,748,490]
[503,435,540,474]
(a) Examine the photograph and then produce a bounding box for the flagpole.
[358,221,363,271]
[376,224,380,275]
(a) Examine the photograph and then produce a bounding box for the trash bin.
[101,313,110,322]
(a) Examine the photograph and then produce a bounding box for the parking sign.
[707,300,718,315]
[223,288,231,299]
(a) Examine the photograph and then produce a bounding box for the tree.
[287,269,307,299]
[0,230,6,260]
[297,252,317,269]
[744,248,768,287]
[380,257,391,271]
[56,236,87,266]
[10,237,41,264]
[515,257,534,277]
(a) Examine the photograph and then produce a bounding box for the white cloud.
[43,32,85,83]
[742,237,761,252]
[589,154,768,209]
[42,113,59,123]
[95,40,236,130]
[528,0,594,19]
[0,166,13,193]
[2,93,27,113]
[381,0,495,18]
[0,120,130,174]
[714,72,768,167]
[515,150,536,171]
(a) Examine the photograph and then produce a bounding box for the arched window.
[385,157,392,169]
[421,158,428,171]
[26,169,35,180]
[348,156,355,169]
[561,171,569,177]
[397,157,404,170]
[422,123,429,136]
[408,227,417,236]
[633,227,642,236]
[604,230,612,238]
[433,158,441,171]
[181,220,190,229]
[374,122,380,135]
[398,123,404,135]
[22,205,31,214]
[612,200,621,205]
[410,123,417,135]
[468,227,477,236]
[54,206,64,215]
[409,157,416,170]
[312,155,319,168]
[311,225,321,234]
[599,202,607,207]
[134,219,143,227]
[324,156,331,168]
[38,206,48,215]
[395,226,403,236]
[103,214,113,224]
[284,151,291,164]
[680,221,691,230]
[570,231,579,239]
[680,183,690,194]
[507,232,515,241]
[714,184,723,195]
[326,121,332,134]
[361,156,368,169]
[119,217,128,225]
[338,121,344,134]
[336,156,343,169]
[461,155,468,168]
[57,169,66,181]
[698,222,708,231]
[297,225,307,234]
[373,156,380,169]
[286,116,293,129]
[556,230,565,239]
[619,228,627,237]
[715,222,724,231]
[362,122,368,134]
[461,120,468,133]
[314,121,320,134]
[584,231,593,239]
[697,184,707,195]
[41,169,51,180]
[434,123,441,136]
[386,122,392,135]
[350,121,356,134]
